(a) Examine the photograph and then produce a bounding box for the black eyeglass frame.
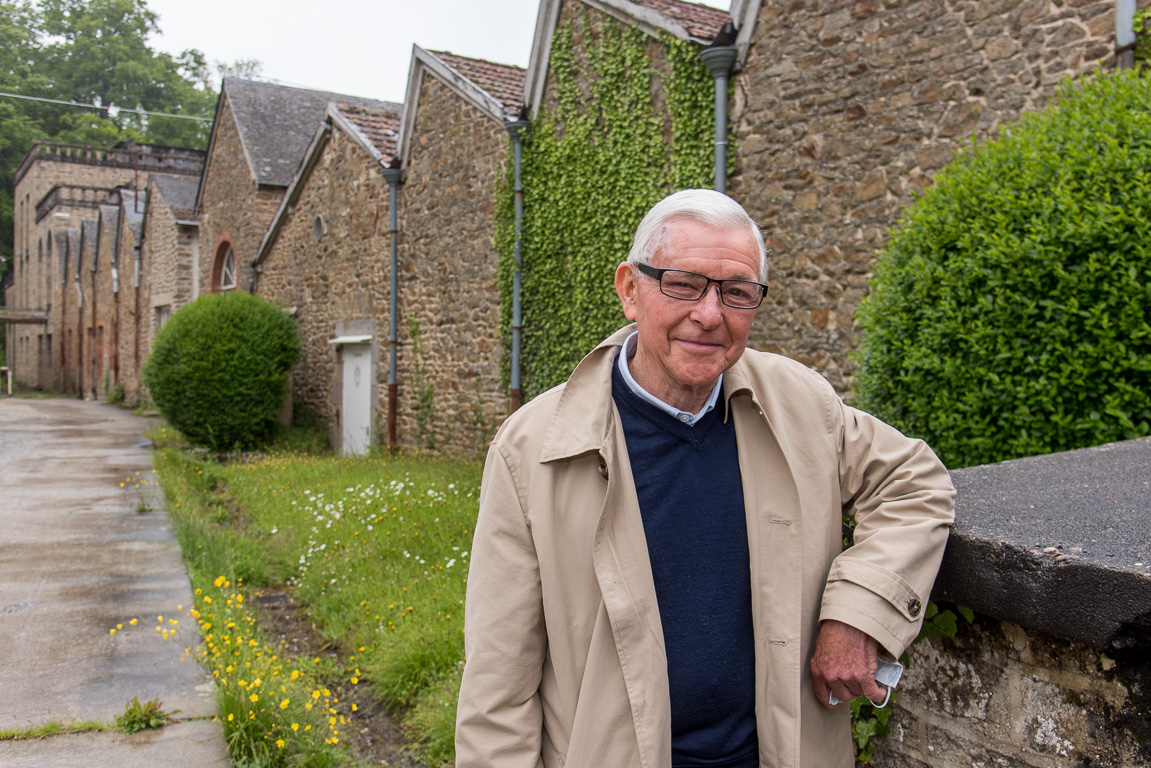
[633,262,768,309]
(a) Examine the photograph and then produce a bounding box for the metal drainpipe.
[505,118,530,413]
[381,165,402,451]
[701,39,738,195]
[1117,0,1137,69]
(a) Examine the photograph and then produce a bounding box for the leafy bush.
[854,72,1151,468]
[144,292,299,451]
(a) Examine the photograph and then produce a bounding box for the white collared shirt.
[616,331,722,426]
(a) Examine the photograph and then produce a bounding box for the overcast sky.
[146,0,730,106]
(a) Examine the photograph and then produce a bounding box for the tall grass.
[156,442,482,766]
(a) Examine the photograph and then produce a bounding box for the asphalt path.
[0,397,229,767]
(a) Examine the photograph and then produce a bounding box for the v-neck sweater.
[611,363,758,768]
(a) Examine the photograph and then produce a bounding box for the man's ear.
[614,262,639,321]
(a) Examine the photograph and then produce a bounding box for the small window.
[313,215,326,242]
[220,246,237,291]
[156,305,172,330]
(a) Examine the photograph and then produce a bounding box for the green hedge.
[143,292,300,451]
[854,73,1151,468]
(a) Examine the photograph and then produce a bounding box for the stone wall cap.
[934,436,1151,649]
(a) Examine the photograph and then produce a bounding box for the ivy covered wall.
[498,1,717,399]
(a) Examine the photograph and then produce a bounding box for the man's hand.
[809,620,885,708]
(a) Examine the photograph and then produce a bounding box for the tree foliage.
[0,0,221,291]
[853,72,1151,468]
[143,292,300,452]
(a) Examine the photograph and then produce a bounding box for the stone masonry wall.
[872,613,1149,767]
[96,209,123,399]
[397,73,507,454]
[116,210,145,405]
[256,126,391,449]
[143,182,197,377]
[729,0,1116,391]
[197,98,280,294]
[85,217,117,400]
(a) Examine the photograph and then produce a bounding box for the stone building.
[519,0,1124,393]
[4,0,1135,434]
[254,50,525,455]
[253,101,403,454]
[725,0,1121,390]
[196,78,401,296]
[391,48,526,454]
[3,142,204,399]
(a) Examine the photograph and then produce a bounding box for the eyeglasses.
[634,262,767,309]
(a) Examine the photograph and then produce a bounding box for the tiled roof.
[432,51,526,116]
[632,0,730,41]
[223,78,402,187]
[151,175,200,220]
[336,104,401,163]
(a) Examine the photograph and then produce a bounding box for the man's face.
[614,218,761,412]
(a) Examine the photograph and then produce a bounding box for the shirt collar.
[616,331,722,426]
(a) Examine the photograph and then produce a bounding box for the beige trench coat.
[456,326,955,768]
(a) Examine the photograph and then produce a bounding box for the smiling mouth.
[677,338,723,351]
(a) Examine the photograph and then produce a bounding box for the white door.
[341,344,371,455]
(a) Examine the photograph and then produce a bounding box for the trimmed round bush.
[854,72,1151,469]
[144,292,300,451]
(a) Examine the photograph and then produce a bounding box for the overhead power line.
[0,90,212,122]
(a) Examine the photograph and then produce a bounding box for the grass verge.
[154,439,481,767]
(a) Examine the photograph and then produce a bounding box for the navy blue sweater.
[612,364,758,768]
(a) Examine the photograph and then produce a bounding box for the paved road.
[0,398,229,767]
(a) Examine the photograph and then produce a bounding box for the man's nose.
[691,284,725,326]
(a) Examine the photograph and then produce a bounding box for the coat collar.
[539,325,764,463]
[539,325,633,463]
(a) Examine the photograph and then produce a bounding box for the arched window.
[210,237,238,293]
[219,246,237,291]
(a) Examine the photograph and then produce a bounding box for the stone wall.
[397,73,507,454]
[729,0,1116,391]
[84,217,118,400]
[874,616,1148,767]
[197,98,280,294]
[142,179,198,395]
[256,125,392,449]
[116,202,146,405]
[873,437,1151,767]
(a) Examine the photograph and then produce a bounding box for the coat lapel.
[727,363,805,768]
[541,324,671,768]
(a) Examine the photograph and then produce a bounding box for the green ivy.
[497,7,718,398]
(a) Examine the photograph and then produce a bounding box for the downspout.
[504,118,530,413]
[75,273,83,396]
[701,23,738,195]
[133,244,141,376]
[1117,0,1137,69]
[381,165,402,452]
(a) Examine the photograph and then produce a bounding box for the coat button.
[908,598,922,617]
[598,461,608,479]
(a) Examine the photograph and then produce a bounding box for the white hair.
[626,189,768,283]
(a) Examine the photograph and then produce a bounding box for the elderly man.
[456,189,955,767]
